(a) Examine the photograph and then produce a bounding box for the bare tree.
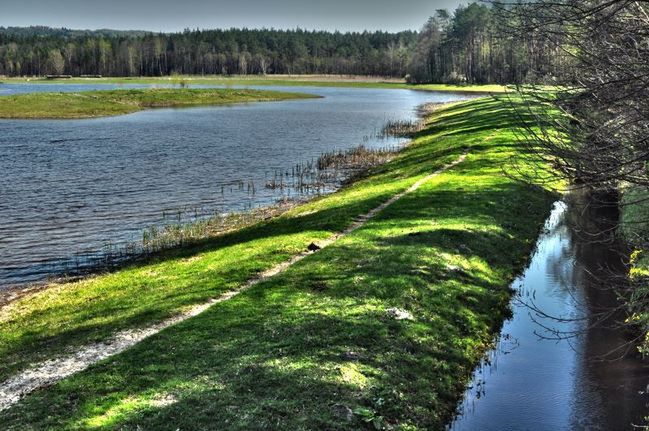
[502,0,649,354]
[45,49,65,75]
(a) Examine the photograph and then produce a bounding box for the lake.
[0,83,474,286]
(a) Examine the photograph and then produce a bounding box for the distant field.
[0,88,318,119]
[1,75,510,93]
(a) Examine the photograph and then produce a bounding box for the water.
[0,82,175,95]
[0,83,474,286]
[448,199,649,430]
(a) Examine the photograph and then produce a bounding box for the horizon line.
[0,24,422,35]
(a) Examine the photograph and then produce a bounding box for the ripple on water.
[0,83,475,286]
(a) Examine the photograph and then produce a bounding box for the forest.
[406,2,568,83]
[0,3,564,84]
[0,27,417,77]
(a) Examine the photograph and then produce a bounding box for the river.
[0,83,474,286]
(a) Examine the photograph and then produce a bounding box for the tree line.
[0,27,416,77]
[0,2,570,84]
[406,2,569,84]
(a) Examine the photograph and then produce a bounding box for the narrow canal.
[448,195,648,430]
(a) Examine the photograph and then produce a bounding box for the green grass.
[0,88,318,119]
[620,186,649,354]
[410,83,508,93]
[0,97,557,430]
[2,75,510,93]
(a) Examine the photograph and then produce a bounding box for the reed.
[45,115,416,281]
[265,144,399,195]
[379,119,425,138]
[138,203,298,259]
[91,142,402,271]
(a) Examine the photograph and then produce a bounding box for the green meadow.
[0,88,317,119]
[0,97,558,429]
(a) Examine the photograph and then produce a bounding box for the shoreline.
[0,88,319,119]
[0,199,304,308]
[0,101,451,304]
[0,152,469,413]
[0,97,560,429]
[0,75,510,93]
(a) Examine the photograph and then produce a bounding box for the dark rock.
[332,404,354,422]
[341,351,361,361]
[458,244,473,254]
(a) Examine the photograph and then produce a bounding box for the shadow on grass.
[3,179,552,428]
[1,95,558,430]
[0,141,468,382]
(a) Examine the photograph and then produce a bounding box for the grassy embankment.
[1,75,509,93]
[0,97,557,430]
[0,88,318,119]
[620,188,649,355]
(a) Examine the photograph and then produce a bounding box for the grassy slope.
[0,88,317,119]
[620,188,649,354]
[0,97,556,430]
[2,75,509,93]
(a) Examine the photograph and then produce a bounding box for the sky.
[0,0,467,33]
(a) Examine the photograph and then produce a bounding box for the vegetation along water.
[1,0,648,429]
[0,85,474,287]
[0,96,562,429]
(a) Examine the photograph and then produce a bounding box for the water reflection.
[448,198,648,431]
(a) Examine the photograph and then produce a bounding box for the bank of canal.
[448,197,648,430]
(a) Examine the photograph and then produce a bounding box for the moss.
[620,187,649,355]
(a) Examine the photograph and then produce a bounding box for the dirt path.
[0,152,467,412]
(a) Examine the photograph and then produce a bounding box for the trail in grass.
[0,98,562,430]
[0,152,467,412]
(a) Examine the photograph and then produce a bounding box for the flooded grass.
[84,143,400,277]
[31,141,405,281]
[380,119,425,137]
[0,99,442,295]
[317,144,398,171]
[266,144,400,193]
[133,130,410,264]
[139,202,297,255]
[377,103,452,139]
[1,86,476,289]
